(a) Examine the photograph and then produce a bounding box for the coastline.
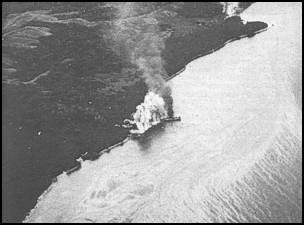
[61,22,270,179]
[2,3,270,222]
[23,2,302,222]
[166,23,270,81]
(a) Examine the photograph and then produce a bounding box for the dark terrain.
[2,2,267,222]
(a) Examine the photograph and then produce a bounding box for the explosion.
[124,91,168,134]
[107,3,175,134]
[221,2,241,17]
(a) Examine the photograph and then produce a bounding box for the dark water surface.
[24,3,302,223]
[2,2,267,222]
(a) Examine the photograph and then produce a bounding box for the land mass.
[2,2,267,222]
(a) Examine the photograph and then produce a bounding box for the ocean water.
[24,2,302,223]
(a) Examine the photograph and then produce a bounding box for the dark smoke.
[108,3,174,117]
[131,29,174,117]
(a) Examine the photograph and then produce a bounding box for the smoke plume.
[108,3,174,120]
[130,28,174,118]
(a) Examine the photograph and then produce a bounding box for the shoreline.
[166,24,270,82]
[2,4,270,222]
[61,23,270,180]
[22,2,302,222]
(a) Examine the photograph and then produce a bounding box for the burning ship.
[122,91,181,138]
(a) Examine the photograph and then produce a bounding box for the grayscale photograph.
[2,2,302,223]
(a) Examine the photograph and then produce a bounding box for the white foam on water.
[24,2,302,223]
